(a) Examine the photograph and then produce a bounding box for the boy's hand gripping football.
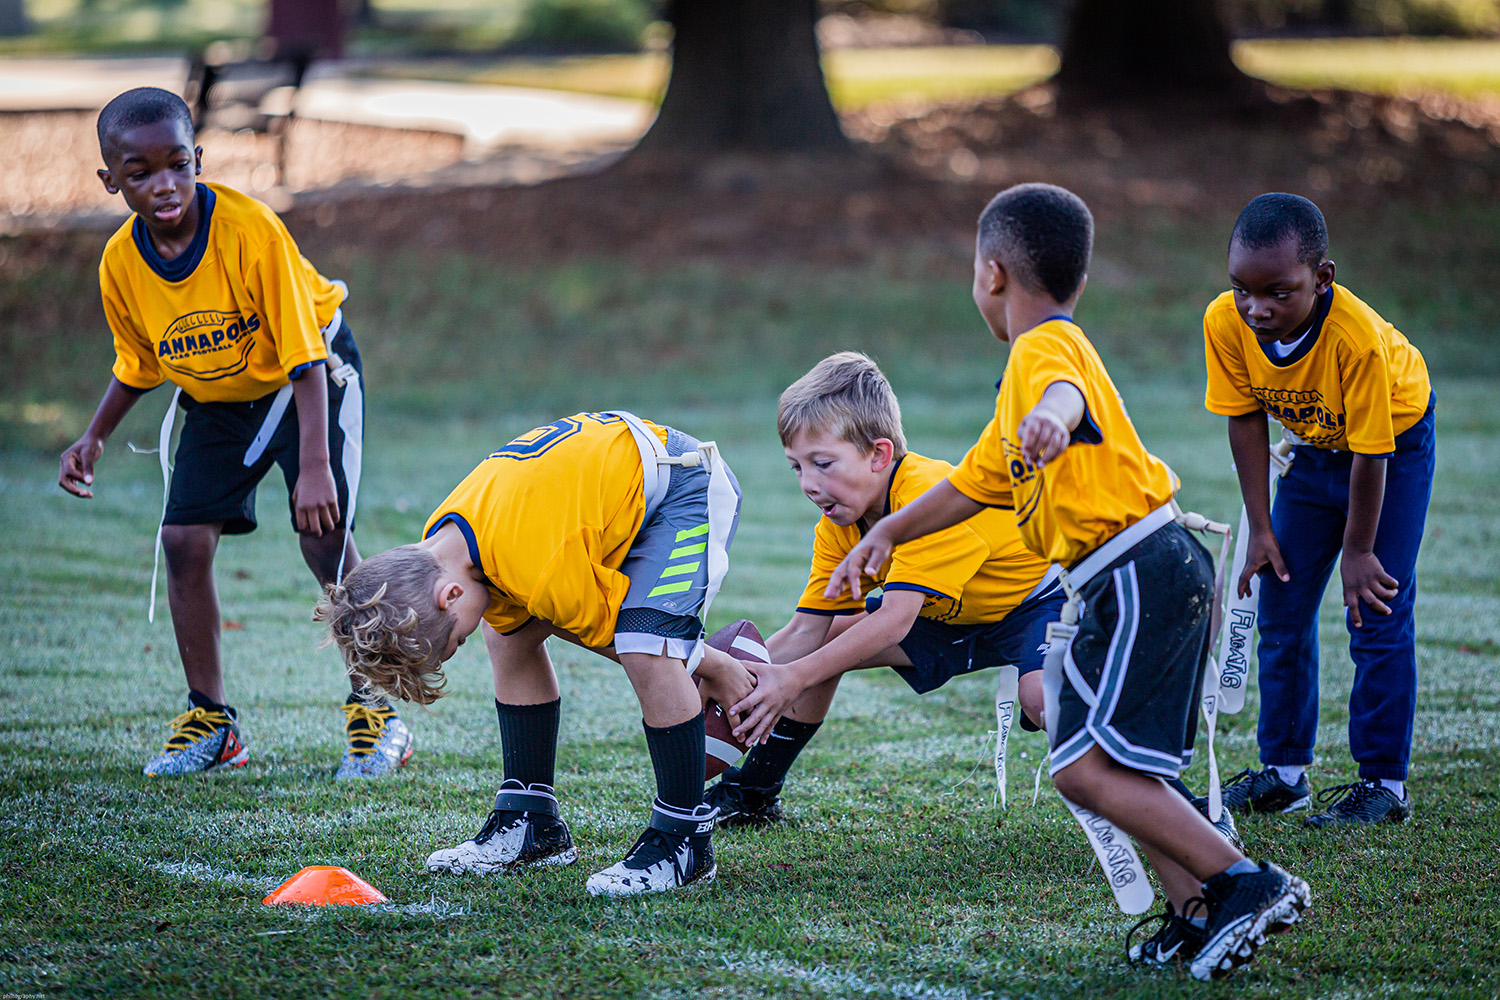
[696,651,755,730]
[731,661,802,747]
[59,436,105,499]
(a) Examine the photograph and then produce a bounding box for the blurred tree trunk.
[0,0,26,37]
[634,0,848,157]
[268,0,344,58]
[1056,0,1253,105]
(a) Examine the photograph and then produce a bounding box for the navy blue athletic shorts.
[865,589,1064,695]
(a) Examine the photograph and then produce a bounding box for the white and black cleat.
[585,799,718,898]
[1189,861,1312,981]
[426,780,578,874]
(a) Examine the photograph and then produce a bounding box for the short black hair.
[97,87,195,161]
[977,183,1093,304]
[1230,193,1328,267]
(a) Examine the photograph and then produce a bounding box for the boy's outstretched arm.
[58,377,143,499]
[1342,455,1397,628]
[1228,412,1290,597]
[826,481,983,602]
[290,370,338,536]
[732,592,924,745]
[1017,380,1086,467]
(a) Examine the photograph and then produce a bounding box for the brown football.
[700,619,769,779]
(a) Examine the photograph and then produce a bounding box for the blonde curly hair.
[313,545,456,705]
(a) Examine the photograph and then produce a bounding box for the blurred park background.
[2,3,1499,997]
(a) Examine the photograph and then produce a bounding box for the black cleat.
[1126,901,1208,967]
[1221,767,1311,815]
[1304,780,1410,828]
[426,781,578,874]
[705,766,785,828]
[1188,862,1312,981]
[586,800,718,897]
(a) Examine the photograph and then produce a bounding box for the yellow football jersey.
[797,452,1052,624]
[422,413,669,648]
[101,182,344,403]
[949,319,1178,568]
[1203,284,1431,455]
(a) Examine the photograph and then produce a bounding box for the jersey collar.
[1257,286,1333,369]
[857,454,906,537]
[132,182,215,283]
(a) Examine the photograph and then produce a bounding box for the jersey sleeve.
[884,521,988,603]
[1341,344,1397,456]
[1203,308,1262,416]
[243,225,329,379]
[948,414,1015,508]
[1015,328,1088,410]
[101,261,165,392]
[796,521,871,615]
[482,599,534,636]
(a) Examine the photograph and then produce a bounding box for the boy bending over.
[59,88,409,779]
[711,352,1063,824]
[316,411,754,896]
[830,184,1310,980]
[1206,194,1434,827]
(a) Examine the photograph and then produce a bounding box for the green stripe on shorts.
[670,542,708,559]
[647,580,693,598]
[660,561,701,578]
[675,524,709,542]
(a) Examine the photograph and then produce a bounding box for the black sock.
[188,689,235,718]
[644,712,705,812]
[738,717,821,789]
[495,698,560,788]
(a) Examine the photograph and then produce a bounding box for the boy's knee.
[161,524,217,570]
[1051,755,1104,809]
[300,530,347,576]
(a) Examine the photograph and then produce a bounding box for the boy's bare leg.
[484,619,562,705]
[1053,745,1243,888]
[161,522,225,705]
[619,651,700,727]
[300,531,367,692]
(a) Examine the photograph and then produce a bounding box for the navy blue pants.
[1257,399,1436,781]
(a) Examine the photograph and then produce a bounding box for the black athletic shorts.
[162,320,362,535]
[865,589,1064,694]
[1048,520,1215,779]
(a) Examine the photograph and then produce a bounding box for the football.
[700,619,770,779]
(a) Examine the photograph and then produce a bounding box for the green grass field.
[3,202,1500,997]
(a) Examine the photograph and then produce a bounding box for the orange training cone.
[262,866,388,906]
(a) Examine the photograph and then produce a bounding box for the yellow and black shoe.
[335,694,414,780]
[142,694,249,776]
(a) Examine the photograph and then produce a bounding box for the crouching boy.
[831,184,1310,980]
[711,351,1063,824]
[316,411,753,896]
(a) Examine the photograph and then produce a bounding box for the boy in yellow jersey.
[57,88,410,780]
[315,411,756,897]
[707,351,1064,825]
[830,184,1310,980]
[1205,193,1434,828]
